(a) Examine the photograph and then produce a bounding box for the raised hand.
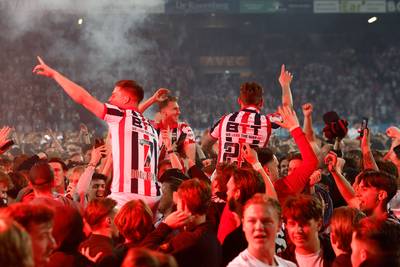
[242,143,258,165]
[32,56,56,78]
[161,127,172,150]
[309,169,322,186]
[302,103,313,117]
[324,151,346,173]
[89,144,107,167]
[278,64,293,88]
[360,128,371,150]
[274,105,300,130]
[164,210,191,229]
[153,88,170,102]
[80,247,103,263]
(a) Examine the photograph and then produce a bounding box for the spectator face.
[88,179,106,201]
[226,176,238,202]
[279,159,289,177]
[49,162,65,188]
[285,217,321,253]
[287,159,302,176]
[29,221,56,267]
[350,232,367,267]
[161,101,181,124]
[355,180,380,215]
[243,203,280,254]
[266,156,279,182]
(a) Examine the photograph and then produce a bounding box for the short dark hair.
[115,80,144,103]
[158,95,178,111]
[256,148,274,166]
[239,82,263,106]
[376,160,398,178]
[356,170,398,205]
[354,217,400,258]
[283,194,323,224]
[4,203,55,231]
[177,178,211,216]
[28,161,54,187]
[84,198,117,228]
[48,158,67,171]
[92,173,107,182]
[231,168,265,205]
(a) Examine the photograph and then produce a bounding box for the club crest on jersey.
[140,139,153,173]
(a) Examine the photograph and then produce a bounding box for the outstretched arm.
[278,64,293,108]
[242,143,277,200]
[138,88,170,113]
[274,106,319,197]
[33,56,104,118]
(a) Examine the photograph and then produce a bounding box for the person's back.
[206,82,273,166]
[79,198,118,264]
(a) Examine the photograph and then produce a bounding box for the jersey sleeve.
[210,117,223,140]
[103,103,124,123]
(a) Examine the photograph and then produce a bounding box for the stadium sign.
[387,0,400,12]
[198,56,250,73]
[165,0,238,13]
[314,0,386,13]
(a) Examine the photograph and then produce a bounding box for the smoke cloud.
[1,0,165,96]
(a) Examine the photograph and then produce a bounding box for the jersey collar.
[240,106,260,113]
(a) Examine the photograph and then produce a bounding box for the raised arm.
[33,56,104,118]
[302,103,317,143]
[278,64,293,108]
[138,88,170,113]
[75,145,106,198]
[242,143,277,200]
[325,151,356,205]
[361,128,379,171]
[274,106,319,197]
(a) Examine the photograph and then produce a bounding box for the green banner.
[240,0,280,13]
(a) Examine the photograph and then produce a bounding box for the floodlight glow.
[368,17,377,23]
[78,18,83,25]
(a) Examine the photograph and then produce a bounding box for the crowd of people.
[1,27,400,133]
[0,51,399,267]
[0,13,400,267]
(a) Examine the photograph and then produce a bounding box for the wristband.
[252,162,263,171]
[167,150,174,154]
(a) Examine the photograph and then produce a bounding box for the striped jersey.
[153,121,196,160]
[103,103,160,197]
[210,107,273,166]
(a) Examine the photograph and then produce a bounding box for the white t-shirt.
[295,250,323,267]
[227,249,296,267]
